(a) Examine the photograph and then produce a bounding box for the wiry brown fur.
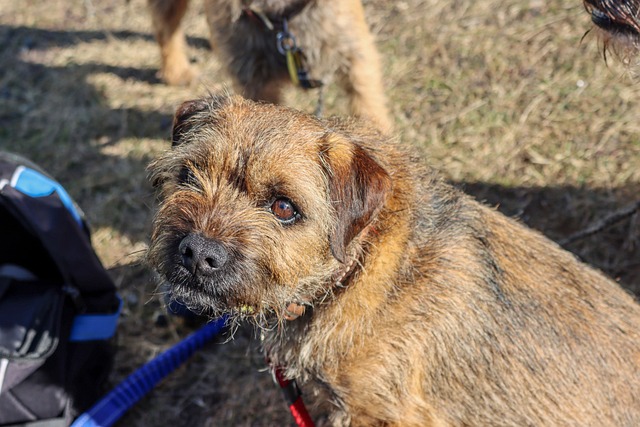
[148,94,640,426]
[584,0,640,68]
[147,0,392,132]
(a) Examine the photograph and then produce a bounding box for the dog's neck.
[283,232,368,321]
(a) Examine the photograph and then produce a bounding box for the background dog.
[584,0,640,63]
[147,0,392,132]
[148,94,640,426]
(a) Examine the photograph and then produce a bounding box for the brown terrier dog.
[147,94,640,426]
[584,0,640,60]
[147,0,392,132]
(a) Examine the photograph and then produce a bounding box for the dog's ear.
[171,99,211,147]
[322,135,392,263]
[172,95,233,147]
[150,98,211,189]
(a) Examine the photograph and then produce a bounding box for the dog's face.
[584,0,640,58]
[147,95,391,320]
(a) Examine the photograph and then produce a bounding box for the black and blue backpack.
[0,151,121,426]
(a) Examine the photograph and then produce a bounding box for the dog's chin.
[168,284,227,317]
[163,264,261,318]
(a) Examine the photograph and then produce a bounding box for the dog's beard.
[165,262,244,315]
[593,26,640,66]
[148,232,271,319]
[148,233,315,327]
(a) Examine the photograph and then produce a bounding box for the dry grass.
[1,0,639,425]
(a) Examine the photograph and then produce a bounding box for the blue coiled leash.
[70,316,227,427]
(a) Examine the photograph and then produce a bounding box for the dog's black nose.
[179,233,229,276]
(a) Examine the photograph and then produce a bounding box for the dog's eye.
[270,198,300,225]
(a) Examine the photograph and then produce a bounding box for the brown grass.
[1,0,639,425]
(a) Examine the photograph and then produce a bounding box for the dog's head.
[147,95,392,320]
[584,0,640,63]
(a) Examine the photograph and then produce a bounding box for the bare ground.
[0,0,639,425]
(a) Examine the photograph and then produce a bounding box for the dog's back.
[285,138,640,426]
[410,185,640,425]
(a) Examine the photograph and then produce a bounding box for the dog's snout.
[179,233,229,276]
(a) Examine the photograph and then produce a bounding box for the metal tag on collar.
[277,19,297,54]
[277,19,322,89]
[289,49,322,89]
[286,50,301,86]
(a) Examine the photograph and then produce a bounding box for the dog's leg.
[343,43,392,133]
[148,0,195,86]
[339,4,393,133]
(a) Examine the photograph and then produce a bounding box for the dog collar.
[283,223,377,321]
[283,255,360,321]
[242,4,322,90]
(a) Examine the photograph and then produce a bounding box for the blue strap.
[69,298,123,342]
[71,316,227,427]
[11,166,83,226]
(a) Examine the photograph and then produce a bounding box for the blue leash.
[71,316,227,427]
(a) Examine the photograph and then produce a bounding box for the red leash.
[273,366,315,427]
